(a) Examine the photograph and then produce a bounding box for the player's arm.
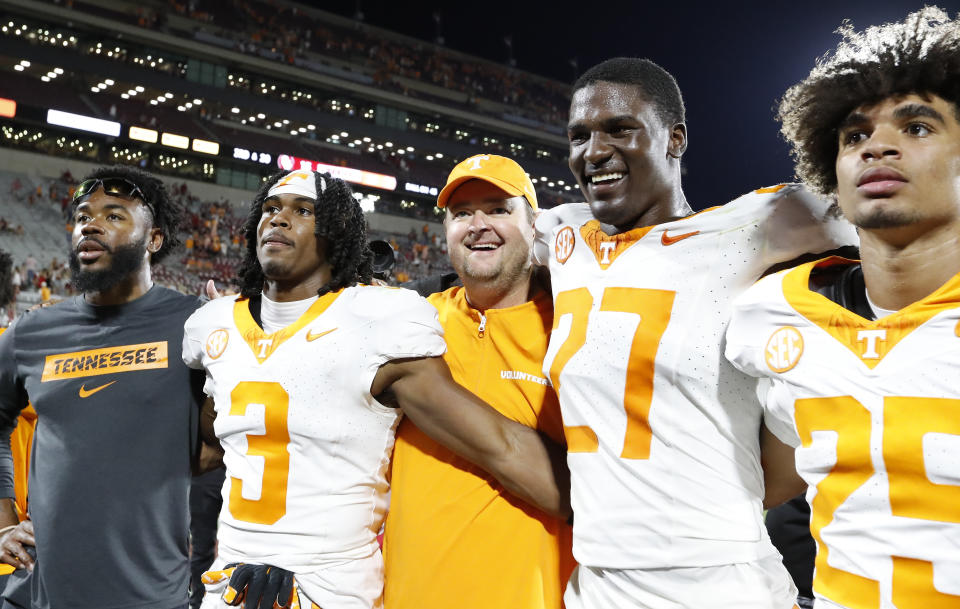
[373,355,570,518]
[0,326,35,569]
[194,396,224,475]
[760,422,806,509]
[761,185,858,265]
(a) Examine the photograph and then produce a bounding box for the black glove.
[223,563,295,609]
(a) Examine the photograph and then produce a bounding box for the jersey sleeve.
[725,276,801,447]
[724,289,769,380]
[181,307,208,370]
[533,203,590,266]
[356,288,446,394]
[756,184,859,266]
[533,206,562,266]
[181,298,230,370]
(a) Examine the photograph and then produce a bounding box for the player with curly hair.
[727,7,960,606]
[238,170,373,298]
[184,169,567,609]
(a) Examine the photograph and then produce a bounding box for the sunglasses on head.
[73,178,152,213]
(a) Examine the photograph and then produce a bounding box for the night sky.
[318,0,957,208]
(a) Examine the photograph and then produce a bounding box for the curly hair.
[0,248,13,308]
[778,7,960,195]
[573,57,686,127]
[73,165,184,264]
[238,170,374,298]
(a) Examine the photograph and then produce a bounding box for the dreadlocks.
[778,7,960,195]
[238,170,373,298]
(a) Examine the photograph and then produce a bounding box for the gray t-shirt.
[0,286,205,609]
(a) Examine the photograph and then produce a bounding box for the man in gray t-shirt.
[0,166,207,609]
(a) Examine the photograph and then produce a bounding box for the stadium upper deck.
[0,0,579,221]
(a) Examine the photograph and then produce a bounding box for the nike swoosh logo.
[78,381,117,398]
[306,328,338,342]
[661,230,700,246]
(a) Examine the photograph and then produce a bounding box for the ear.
[667,122,687,159]
[146,227,164,256]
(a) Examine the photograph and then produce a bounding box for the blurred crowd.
[167,0,569,126]
[5,173,452,312]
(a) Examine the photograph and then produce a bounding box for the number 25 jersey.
[534,185,857,569]
[726,258,960,608]
[182,286,445,571]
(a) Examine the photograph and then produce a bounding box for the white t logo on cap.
[467,155,491,170]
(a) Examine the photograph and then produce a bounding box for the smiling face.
[444,180,534,289]
[257,193,332,299]
[69,188,161,293]
[835,93,960,235]
[567,81,686,232]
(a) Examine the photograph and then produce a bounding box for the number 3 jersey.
[182,286,445,573]
[726,258,960,608]
[534,185,857,569]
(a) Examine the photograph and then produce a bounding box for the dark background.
[320,0,957,207]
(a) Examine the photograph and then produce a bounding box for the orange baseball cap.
[437,154,538,210]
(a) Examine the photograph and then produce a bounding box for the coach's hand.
[223,563,295,609]
[0,518,35,571]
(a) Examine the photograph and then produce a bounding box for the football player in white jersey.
[183,170,568,609]
[726,7,960,608]
[533,58,858,608]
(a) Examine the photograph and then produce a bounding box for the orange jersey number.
[795,396,960,608]
[227,381,291,525]
[549,287,675,459]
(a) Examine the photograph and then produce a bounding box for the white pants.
[564,554,799,609]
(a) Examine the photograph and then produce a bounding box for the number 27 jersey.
[535,185,857,569]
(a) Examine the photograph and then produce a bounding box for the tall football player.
[727,7,960,607]
[533,58,857,607]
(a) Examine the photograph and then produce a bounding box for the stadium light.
[191,139,219,155]
[47,109,120,137]
[0,98,16,118]
[405,182,439,196]
[129,126,158,143]
[160,132,189,149]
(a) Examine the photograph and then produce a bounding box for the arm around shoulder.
[373,355,570,518]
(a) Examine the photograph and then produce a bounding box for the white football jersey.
[183,286,445,606]
[534,184,857,569]
[726,258,960,608]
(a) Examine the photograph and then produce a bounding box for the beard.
[854,208,922,229]
[454,244,531,287]
[69,235,148,294]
